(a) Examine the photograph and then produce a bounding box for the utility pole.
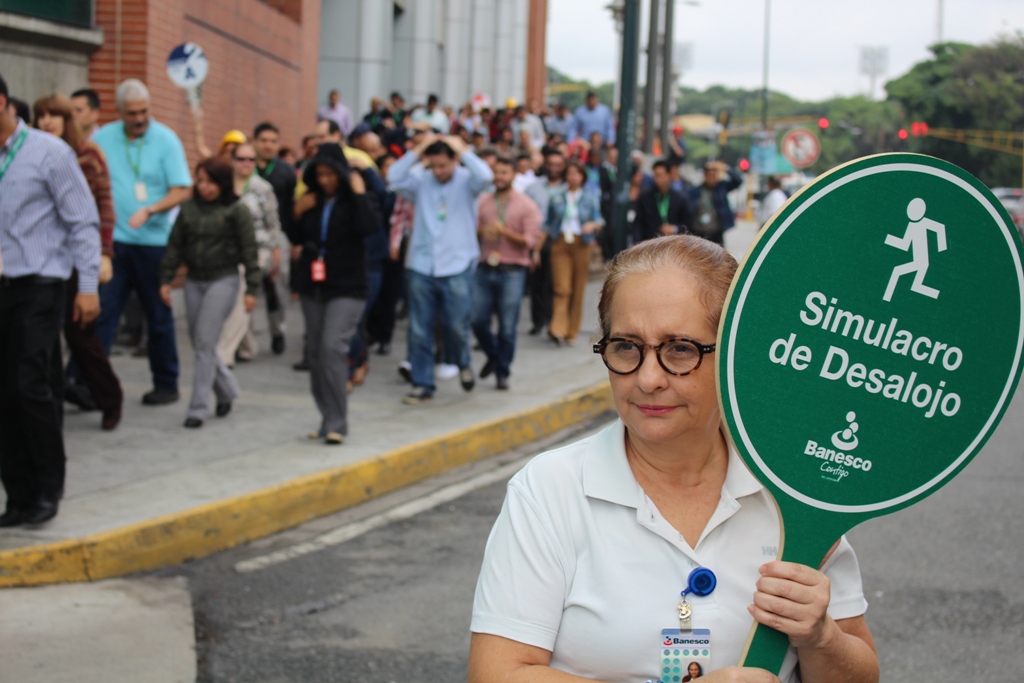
[613,0,642,255]
[936,0,944,43]
[658,0,675,153]
[642,0,660,153]
[761,0,771,131]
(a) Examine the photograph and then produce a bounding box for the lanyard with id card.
[312,198,336,282]
[125,133,148,202]
[651,567,716,683]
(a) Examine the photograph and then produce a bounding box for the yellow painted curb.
[0,381,612,587]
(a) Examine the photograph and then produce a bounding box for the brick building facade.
[87,0,321,165]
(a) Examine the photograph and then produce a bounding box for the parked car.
[993,188,1024,239]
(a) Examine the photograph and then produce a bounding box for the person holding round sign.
[469,236,879,683]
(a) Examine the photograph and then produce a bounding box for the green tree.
[886,35,1024,187]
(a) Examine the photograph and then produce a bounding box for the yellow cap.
[505,97,519,109]
[220,129,247,147]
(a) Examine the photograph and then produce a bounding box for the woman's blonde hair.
[598,235,739,337]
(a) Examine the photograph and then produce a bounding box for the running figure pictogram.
[883,198,947,302]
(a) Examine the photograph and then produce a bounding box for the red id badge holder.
[311,257,326,282]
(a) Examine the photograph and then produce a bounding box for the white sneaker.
[436,363,459,380]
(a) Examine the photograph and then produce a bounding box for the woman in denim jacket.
[545,160,604,345]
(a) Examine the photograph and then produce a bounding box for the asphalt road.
[157,389,1024,682]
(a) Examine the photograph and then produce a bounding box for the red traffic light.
[898,128,909,140]
[738,158,750,172]
[818,117,830,130]
[910,121,930,136]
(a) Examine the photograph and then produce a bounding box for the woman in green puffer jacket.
[159,156,260,428]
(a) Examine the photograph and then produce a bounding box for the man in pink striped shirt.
[471,157,543,390]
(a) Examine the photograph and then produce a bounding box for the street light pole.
[658,0,675,153]
[761,0,771,131]
[642,0,660,153]
[613,0,642,255]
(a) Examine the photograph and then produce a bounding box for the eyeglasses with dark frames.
[592,337,716,376]
[233,157,257,162]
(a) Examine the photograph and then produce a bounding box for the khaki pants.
[216,266,251,366]
[549,235,591,341]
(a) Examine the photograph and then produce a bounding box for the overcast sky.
[547,0,1024,101]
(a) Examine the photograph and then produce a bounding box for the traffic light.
[818,117,830,130]
[898,128,909,140]
[738,158,750,172]
[910,121,930,137]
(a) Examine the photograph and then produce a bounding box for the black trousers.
[529,243,553,332]
[368,256,405,345]
[0,278,67,510]
[65,270,124,412]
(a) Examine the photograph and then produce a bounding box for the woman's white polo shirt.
[471,419,868,683]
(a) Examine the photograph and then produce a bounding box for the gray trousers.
[300,294,364,435]
[185,276,241,420]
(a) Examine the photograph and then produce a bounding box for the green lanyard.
[260,159,277,179]
[0,128,28,184]
[495,195,510,224]
[657,193,670,223]
[125,132,144,179]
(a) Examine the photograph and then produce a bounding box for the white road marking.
[234,455,532,574]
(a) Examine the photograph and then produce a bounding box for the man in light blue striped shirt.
[388,133,493,404]
[0,72,101,527]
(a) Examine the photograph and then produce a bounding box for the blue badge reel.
[653,568,717,683]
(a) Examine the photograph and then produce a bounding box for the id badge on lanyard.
[649,567,716,683]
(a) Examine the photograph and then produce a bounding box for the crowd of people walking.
[0,74,746,526]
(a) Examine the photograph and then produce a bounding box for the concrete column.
[492,0,515,106]
[469,0,495,101]
[319,0,395,118]
[510,0,529,106]
[442,0,473,107]
[393,0,442,105]
[524,0,547,107]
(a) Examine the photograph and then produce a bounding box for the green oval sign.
[718,153,1024,672]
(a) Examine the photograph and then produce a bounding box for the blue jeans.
[406,267,474,393]
[96,242,180,390]
[471,265,527,379]
[347,267,383,370]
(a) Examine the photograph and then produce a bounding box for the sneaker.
[480,359,494,379]
[142,387,180,406]
[496,376,509,391]
[397,360,413,384]
[460,367,475,392]
[436,363,459,380]
[324,431,344,445]
[402,386,434,405]
[271,335,286,355]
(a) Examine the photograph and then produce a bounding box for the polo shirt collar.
[582,419,764,509]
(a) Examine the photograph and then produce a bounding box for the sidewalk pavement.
[0,221,760,587]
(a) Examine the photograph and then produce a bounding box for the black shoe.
[528,326,543,336]
[272,335,286,355]
[397,362,413,384]
[215,401,232,417]
[496,375,510,390]
[402,386,434,405]
[480,359,494,379]
[142,387,180,406]
[183,417,203,428]
[376,342,391,356]
[460,367,475,392]
[22,500,59,526]
[0,507,25,527]
[65,382,99,411]
[293,358,310,371]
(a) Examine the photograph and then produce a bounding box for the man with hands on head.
[388,132,494,404]
[94,78,192,406]
[636,158,694,243]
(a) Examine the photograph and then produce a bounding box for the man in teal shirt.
[94,79,192,405]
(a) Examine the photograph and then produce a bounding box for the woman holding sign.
[469,235,879,683]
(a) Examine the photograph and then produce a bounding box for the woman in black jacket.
[287,143,379,444]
